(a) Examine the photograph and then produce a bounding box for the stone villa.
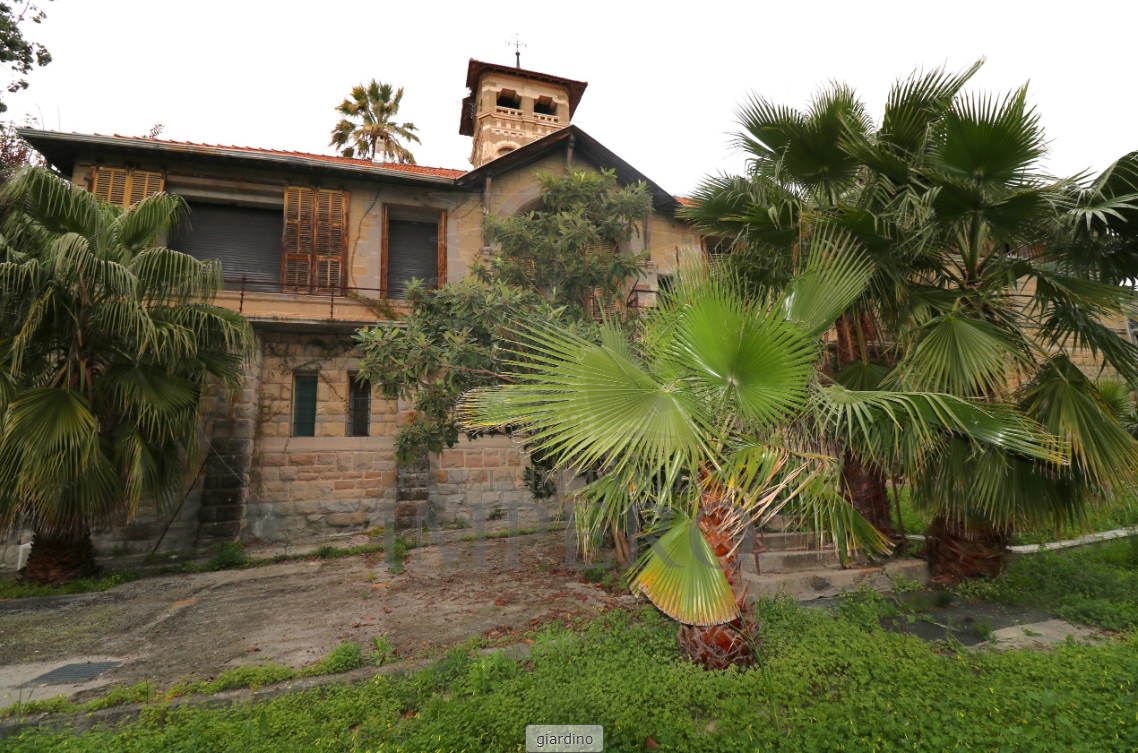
[10,59,708,558]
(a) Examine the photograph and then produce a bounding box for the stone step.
[761,514,797,532]
[742,559,930,600]
[750,531,817,551]
[742,548,848,574]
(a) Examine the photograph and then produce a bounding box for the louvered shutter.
[91,167,129,206]
[127,170,164,205]
[282,186,314,290]
[314,188,347,290]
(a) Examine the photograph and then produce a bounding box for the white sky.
[6,0,1137,196]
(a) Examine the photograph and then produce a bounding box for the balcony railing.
[223,276,434,320]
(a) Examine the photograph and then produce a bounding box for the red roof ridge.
[84,131,466,178]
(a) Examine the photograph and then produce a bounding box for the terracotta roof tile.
[95,132,467,178]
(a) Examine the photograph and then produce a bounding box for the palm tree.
[686,63,1138,579]
[460,260,1054,667]
[0,167,254,584]
[329,80,420,164]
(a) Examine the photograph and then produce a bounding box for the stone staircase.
[740,514,930,600]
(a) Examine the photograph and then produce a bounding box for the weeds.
[370,635,395,666]
[204,541,251,571]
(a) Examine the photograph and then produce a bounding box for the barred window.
[347,374,371,437]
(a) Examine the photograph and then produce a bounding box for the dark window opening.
[656,274,675,300]
[534,96,556,116]
[386,218,439,298]
[347,374,371,437]
[496,89,521,110]
[293,374,318,437]
[705,235,736,264]
[171,202,284,292]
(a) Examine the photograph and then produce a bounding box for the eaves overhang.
[17,129,464,189]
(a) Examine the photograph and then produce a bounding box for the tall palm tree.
[0,167,254,584]
[686,63,1138,579]
[460,260,1054,668]
[329,80,420,164]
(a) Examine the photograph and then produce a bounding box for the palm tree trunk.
[834,312,898,541]
[924,514,1009,581]
[676,499,759,670]
[22,525,100,585]
[842,447,897,541]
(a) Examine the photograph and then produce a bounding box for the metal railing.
[223,276,437,319]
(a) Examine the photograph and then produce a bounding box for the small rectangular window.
[347,374,371,437]
[293,374,318,437]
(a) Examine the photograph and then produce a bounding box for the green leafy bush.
[204,541,250,571]
[299,641,362,677]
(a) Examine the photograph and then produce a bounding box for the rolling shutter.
[283,185,348,292]
[90,167,164,207]
[170,202,284,290]
[386,219,439,299]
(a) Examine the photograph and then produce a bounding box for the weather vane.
[506,34,527,69]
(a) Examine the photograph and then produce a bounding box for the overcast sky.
[6,0,1136,195]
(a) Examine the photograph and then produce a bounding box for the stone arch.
[496,183,544,218]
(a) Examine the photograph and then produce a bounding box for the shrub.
[204,541,250,571]
[300,641,362,677]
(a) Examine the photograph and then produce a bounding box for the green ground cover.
[960,537,1138,632]
[6,594,1137,752]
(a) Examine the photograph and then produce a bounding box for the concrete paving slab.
[879,617,986,646]
[0,656,126,710]
[990,618,1100,649]
[743,558,930,600]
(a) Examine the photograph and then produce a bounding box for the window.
[703,235,736,264]
[347,374,371,437]
[89,167,164,207]
[381,207,447,299]
[283,186,349,292]
[656,273,675,300]
[496,89,521,110]
[533,96,556,116]
[292,374,318,437]
[170,202,284,291]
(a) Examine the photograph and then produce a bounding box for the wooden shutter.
[282,186,347,292]
[314,188,347,290]
[380,205,389,299]
[127,170,164,205]
[282,185,314,290]
[437,210,448,287]
[90,167,163,207]
[91,167,129,206]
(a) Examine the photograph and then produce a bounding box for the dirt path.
[0,531,630,697]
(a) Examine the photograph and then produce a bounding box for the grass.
[0,570,142,600]
[2,642,368,722]
[5,600,1137,752]
[959,536,1138,632]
